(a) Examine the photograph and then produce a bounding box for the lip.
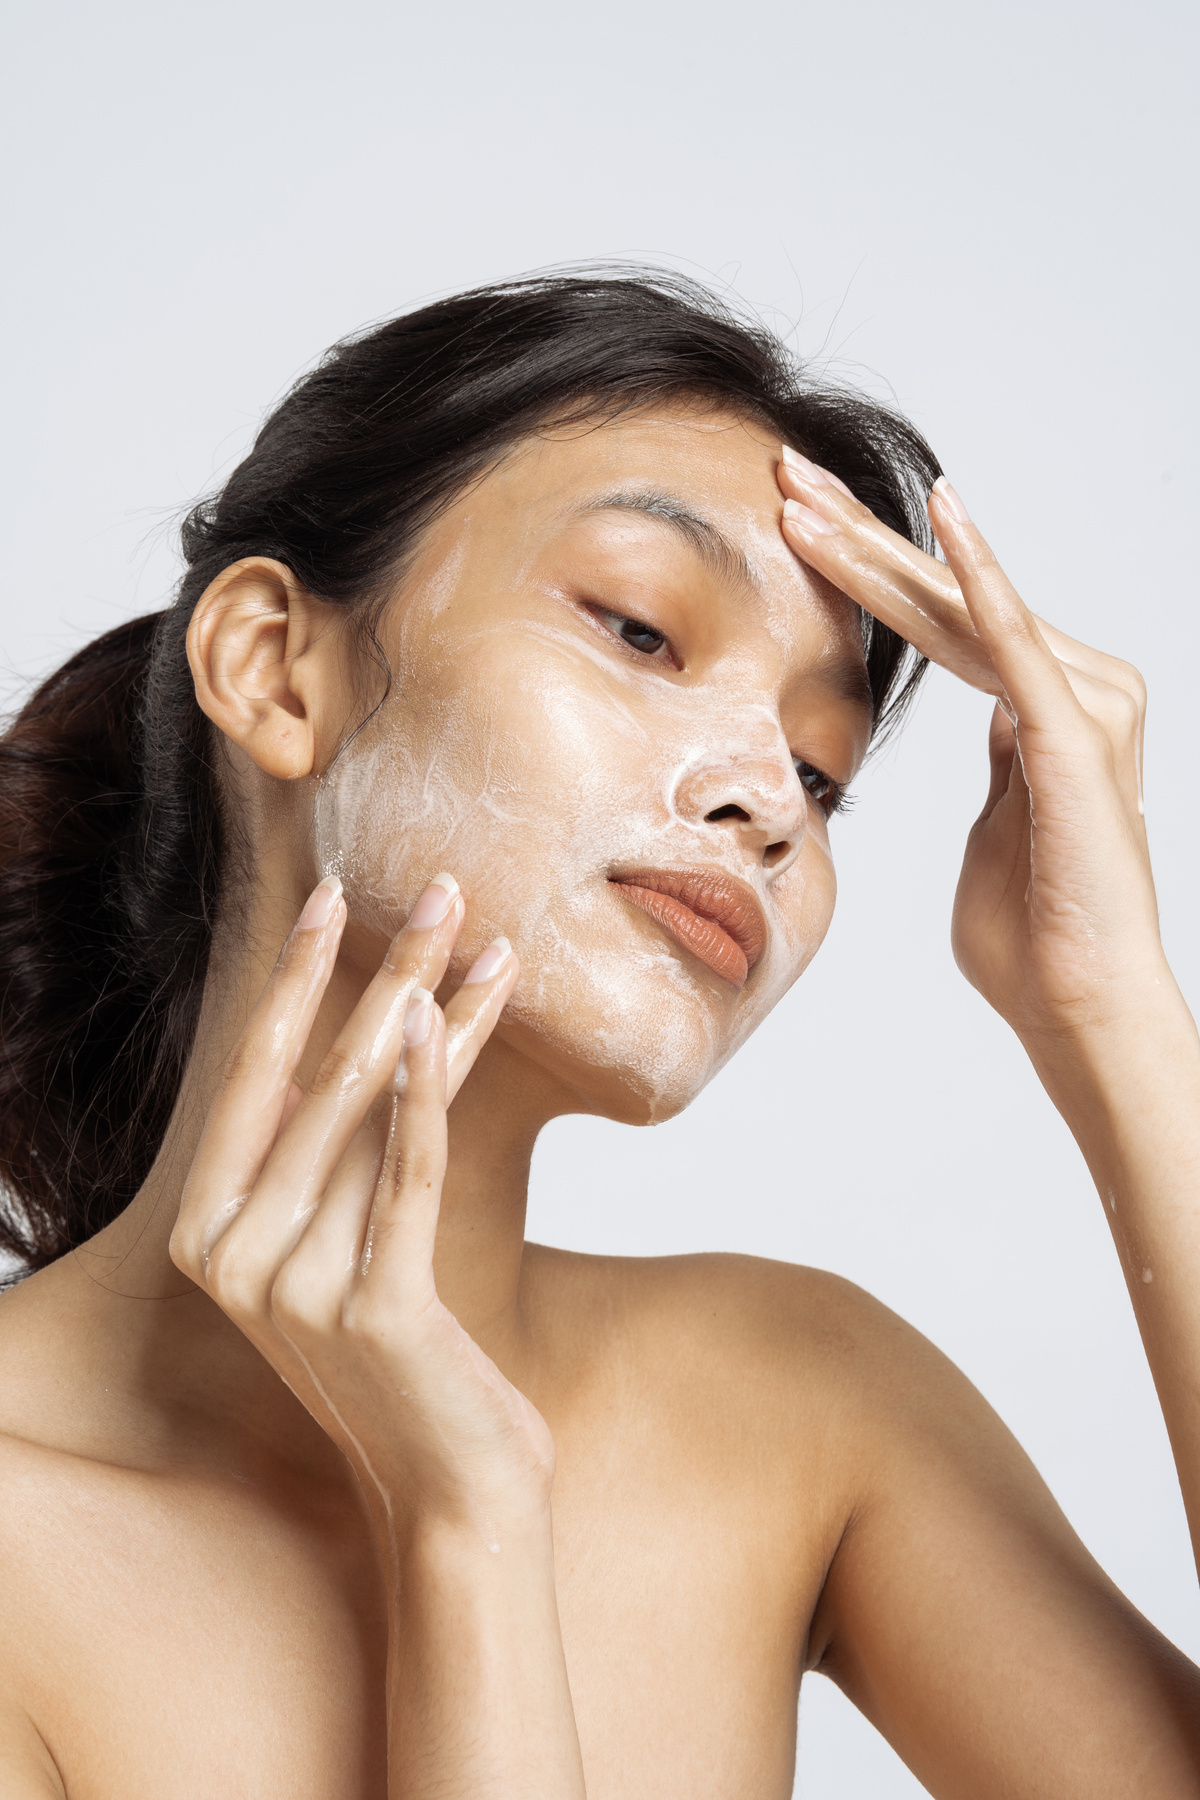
[608,866,768,988]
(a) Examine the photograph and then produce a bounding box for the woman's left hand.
[777,450,1169,1058]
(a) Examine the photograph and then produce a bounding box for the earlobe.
[186,558,336,780]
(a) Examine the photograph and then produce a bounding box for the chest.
[14,1459,821,1800]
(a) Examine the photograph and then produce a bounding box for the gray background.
[3,0,1197,1791]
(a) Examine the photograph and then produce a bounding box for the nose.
[668,724,808,875]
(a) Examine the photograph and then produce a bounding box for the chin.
[495,939,773,1128]
[498,1011,710,1126]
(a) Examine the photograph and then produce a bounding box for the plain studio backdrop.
[2,0,1197,1791]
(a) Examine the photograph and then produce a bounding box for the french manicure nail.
[782,497,839,537]
[408,871,460,930]
[297,875,343,930]
[781,444,830,485]
[931,476,972,524]
[403,986,435,1047]
[462,937,512,985]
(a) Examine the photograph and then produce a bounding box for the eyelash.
[593,607,675,663]
[793,760,851,817]
[592,607,850,818]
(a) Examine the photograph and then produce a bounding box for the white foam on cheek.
[313,607,837,1123]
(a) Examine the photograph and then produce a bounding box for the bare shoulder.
[526,1242,1096,1571]
[524,1241,1009,1510]
[527,1238,972,1418]
[0,1275,85,1799]
[531,1245,1200,1794]
[0,1257,116,1459]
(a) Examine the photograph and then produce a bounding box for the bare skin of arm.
[779,451,1200,1790]
[0,409,1197,1796]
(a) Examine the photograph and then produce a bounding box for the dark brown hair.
[0,268,940,1278]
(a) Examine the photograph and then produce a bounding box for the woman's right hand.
[168,873,548,1550]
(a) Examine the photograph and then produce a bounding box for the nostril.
[763,840,790,868]
[705,803,751,824]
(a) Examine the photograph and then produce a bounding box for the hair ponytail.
[0,268,940,1278]
[0,608,222,1272]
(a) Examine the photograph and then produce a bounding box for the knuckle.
[268,1261,315,1331]
[220,1035,264,1088]
[398,1145,442,1192]
[168,1222,201,1278]
[341,1288,395,1350]
[381,940,419,978]
[275,926,321,979]
[1097,683,1140,740]
[386,1127,444,1194]
[1116,683,1141,731]
[958,534,999,577]
[1007,603,1043,644]
[203,1233,262,1318]
[308,1041,364,1099]
[1072,712,1108,757]
[1116,658,1148,712]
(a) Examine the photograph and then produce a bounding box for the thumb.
[979,702,1019,823]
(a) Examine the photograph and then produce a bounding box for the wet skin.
[310,412,872,1125]
[0,407,1199,1798]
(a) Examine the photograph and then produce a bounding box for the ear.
[186,558,344,779]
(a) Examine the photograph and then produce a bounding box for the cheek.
[308,629,665,942]
[308,620,840,1123]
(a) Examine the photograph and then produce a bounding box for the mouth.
[608,867,768,988]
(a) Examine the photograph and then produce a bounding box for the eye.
[593,608,673,661]
[793,757,846,816]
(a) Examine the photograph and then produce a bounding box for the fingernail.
[781,444,830,485]
[782,497,839,537]
[403,986,435,1048]
[462,937,512,985]
[408,871,459,930]
[823,470,858,500]
[297,875,343,930]
[931,476,971,524]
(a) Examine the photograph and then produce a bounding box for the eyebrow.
[814,648,875,719]
[580,489,762,594]
[580,488,876,722]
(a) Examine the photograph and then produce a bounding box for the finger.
[777,452,1000,693]
[782,443,857,499]
[171,876,346,1280]
[280,1081,304,1134]
[268,1115,388,1332]
[927,480,1084,730]
[1050,662,1147,822]
[224,872,464,1270]
[778,453,1140,708]
[980,702,1019,823]
[360,987,448,1299]
[443,937,521,1104]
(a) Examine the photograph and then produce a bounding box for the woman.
[0,271,1196,1797]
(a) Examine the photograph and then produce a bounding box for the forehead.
[484,406,791,549]
[448,404,862,640]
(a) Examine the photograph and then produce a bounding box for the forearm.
[1027,970,1200,1567]
[383,1506,587,1800]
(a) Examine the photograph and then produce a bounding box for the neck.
[68,890,565,1481]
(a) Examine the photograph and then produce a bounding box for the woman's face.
[314,405,873,1124]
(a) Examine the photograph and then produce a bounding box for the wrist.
[1018,973,1200,1159]
[371,1485,556,1586]
[383,1496,585,1799]
[1017,959,1190,1077]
